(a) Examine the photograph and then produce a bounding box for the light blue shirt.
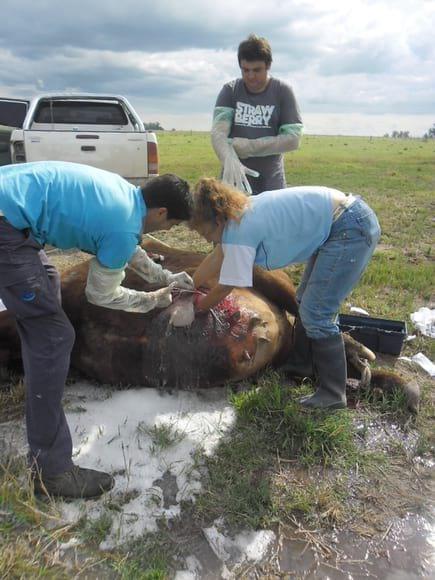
[220,186,337,286]
[0,161,146,269]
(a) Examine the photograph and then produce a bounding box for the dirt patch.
[45,247,90,272]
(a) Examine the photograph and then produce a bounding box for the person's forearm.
[232,131,302,159]
[85,257,172,313]
[196,284,234,312]
[128,245,169,285]
[211,120,233,164]
[211,108,234,164]
[193,245,224,289]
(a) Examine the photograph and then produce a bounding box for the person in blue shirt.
[0,161,194,499]
[190,178,381,411]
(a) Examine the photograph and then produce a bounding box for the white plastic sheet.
[400,352,435,377]
[411,307,435,338]
[411,353,435,377]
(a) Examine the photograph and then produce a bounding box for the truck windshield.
[33,100,129,125]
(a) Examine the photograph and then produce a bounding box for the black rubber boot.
[34,465,115,499]
[300,334,347,410]
[281,318,314,378]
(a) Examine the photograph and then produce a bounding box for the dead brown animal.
[0,238,419,411]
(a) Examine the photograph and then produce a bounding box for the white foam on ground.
[60,381,235,548]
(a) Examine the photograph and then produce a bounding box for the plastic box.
[338,314,407,355]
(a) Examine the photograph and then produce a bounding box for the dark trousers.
[0,217,75,476]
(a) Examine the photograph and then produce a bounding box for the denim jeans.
[296,197,381,339]
[0,217,75,476]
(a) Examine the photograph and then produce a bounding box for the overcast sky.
[1,0,434,136]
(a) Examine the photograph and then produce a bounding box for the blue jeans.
[296,197,381,339]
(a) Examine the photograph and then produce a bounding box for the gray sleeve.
[278,82,303,127]
[215,82,235,108]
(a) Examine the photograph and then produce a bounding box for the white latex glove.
[222,147,259,195]
[166,271,194,290]
[85,258,172,313]
[232,133,301,158]
[128,246,170,285]
[211,117,233,165]
[152,286,173,309]
[211,116,259,195]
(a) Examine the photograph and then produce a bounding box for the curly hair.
[190,178,250,229]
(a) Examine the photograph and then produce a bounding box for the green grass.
[194,371,370,530]
[1,132,434,576]
[136,421,185,455]
[77,511,113,546]
[0,460,77,578]
[156,129,435,554]
[112,525,177,580]
[158,131,435,360]
[231,373,357,466]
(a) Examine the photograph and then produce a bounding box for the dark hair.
[141,174,192,220]
[238,34,272,67]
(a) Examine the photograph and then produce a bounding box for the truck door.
[23,99,149,180]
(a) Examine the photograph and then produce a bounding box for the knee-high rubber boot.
[300,334,347,410]
[281,318,313,378]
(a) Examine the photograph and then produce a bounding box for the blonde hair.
[190,178,250,230]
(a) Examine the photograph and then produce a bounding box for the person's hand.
[193,292,208,314]
[167,271,194,290]
[241,163,260,178]
[153,286,173,308]
[222,147,259,194]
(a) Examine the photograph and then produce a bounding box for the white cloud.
[0,0,434,135]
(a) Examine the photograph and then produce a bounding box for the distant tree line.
[145,121,435,138]
[383,123,435,139]
[143,121,164,131]
[423,123,435,139]
[384,130,410,139]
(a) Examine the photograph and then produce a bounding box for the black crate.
[338,314,407,355]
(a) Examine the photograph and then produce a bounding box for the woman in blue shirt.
[190,178,381,411]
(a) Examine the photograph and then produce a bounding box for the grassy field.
[0,132,434,578]
[159,132,435,353]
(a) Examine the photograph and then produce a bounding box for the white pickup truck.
[0,93,159,185]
